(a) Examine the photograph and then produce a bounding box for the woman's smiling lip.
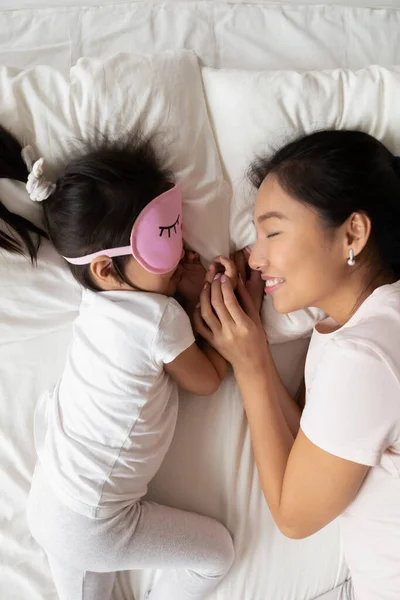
[262,276,285,294]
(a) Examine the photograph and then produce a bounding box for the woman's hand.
[207,255,239,289]
[206,250,264,314]
[193,272,269,375]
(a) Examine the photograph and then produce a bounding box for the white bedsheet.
[0,3,400,73]
[1,3,400,600]
[3,0,400,9]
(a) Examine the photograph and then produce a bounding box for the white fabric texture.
[203,65,400,245]
[1,4,400,73]
[315,581,355,600]
[301,281,400,600]
[4,1,399,9]
[35,290,195,519]
[27,464,234,600]
[4,4,400,600]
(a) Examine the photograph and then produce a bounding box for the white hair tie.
[21,145,56,202]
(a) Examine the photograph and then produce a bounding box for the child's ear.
[90,256,121,290]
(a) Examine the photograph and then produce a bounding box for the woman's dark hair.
[249,129,400,278]
[0,127,173,290]
[0,126,47,262]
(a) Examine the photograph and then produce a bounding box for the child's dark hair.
[249,129,400,279]
[0,127,174,290]
[0,126,47,262]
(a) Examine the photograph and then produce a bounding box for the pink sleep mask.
[63,185,183,274]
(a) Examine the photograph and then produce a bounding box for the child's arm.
[164,341,227,396]
[168,250,236,395]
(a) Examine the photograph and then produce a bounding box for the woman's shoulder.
[303,285,400,459]
[312,281,400,364]
[306,306,400,423]
[337,282,400,355]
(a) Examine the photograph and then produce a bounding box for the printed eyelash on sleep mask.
[63,185,183,275]
[159,215,180,238]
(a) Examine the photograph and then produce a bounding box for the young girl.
[0,128,234,600]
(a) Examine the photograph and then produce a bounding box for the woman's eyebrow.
[255,211,287,224]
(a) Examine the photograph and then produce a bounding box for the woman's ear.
[90,256,121,290]
[344,212,371,258]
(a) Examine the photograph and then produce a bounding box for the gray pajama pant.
[27,465,234,600]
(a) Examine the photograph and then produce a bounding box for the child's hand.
[233,248,264,315]
[232,249,249,285]
[176,250,206,308]
[207,256,239,289]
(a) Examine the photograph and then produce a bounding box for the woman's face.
[249,175,349,314]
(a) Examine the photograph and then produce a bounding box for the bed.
[1,2,400,600]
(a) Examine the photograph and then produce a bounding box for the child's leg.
[43,501,233,600]
[28,467,234,600]
[46,556,116,600]
[119,500,234,600]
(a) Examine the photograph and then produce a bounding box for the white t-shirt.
[34,289,195,519]
[301,281,400,600]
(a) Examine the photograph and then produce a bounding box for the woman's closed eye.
[159,215,180,238]
[266,232,281,239]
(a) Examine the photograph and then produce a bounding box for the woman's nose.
[249,246,267,271]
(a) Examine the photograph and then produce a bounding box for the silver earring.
[347,248,356,266]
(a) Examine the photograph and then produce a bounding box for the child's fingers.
[232,250,247,283]
[246,268,265,314]
[185,250,201,264]
[244,246,252,259]
[236,274,259,321]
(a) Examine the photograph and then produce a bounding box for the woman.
[195,130,400,600]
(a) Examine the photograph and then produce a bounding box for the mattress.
[1,3,399,600]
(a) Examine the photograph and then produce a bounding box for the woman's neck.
[317,269,396,327]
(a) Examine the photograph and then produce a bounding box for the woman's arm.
[235,350,367,537]
[248,345,303,438]
[231,250,302,436]
[194,274,368,538]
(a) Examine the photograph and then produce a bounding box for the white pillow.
[0,50,230,344]
[203,65,400,342]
